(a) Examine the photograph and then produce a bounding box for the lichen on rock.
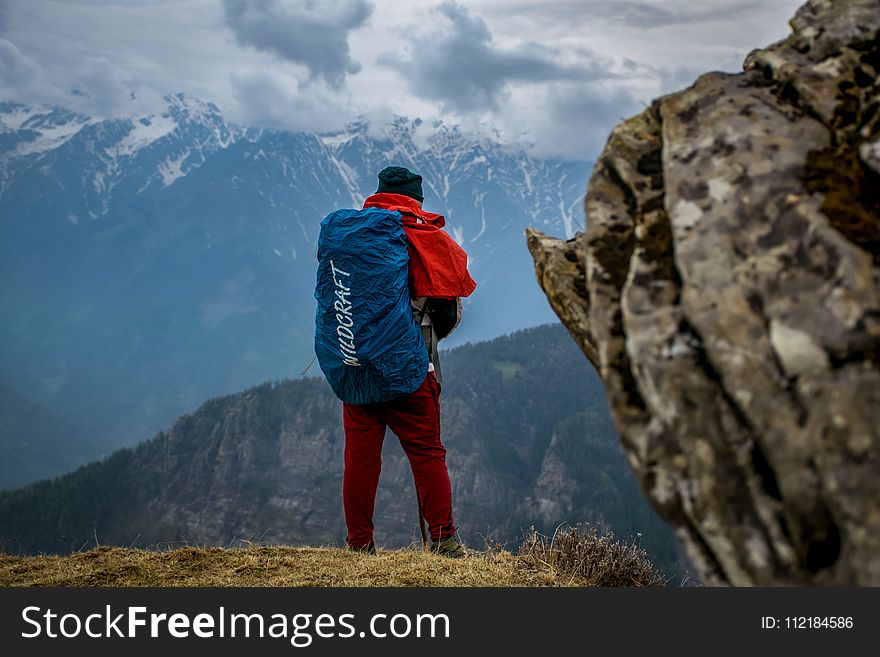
[527,0,880,586]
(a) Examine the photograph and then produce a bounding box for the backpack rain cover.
[314,207,428,405]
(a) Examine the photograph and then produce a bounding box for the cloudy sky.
[1,0,804,160]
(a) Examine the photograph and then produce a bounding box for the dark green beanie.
[376,165,423,202]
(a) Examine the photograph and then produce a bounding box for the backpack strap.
[423,322,442,386]
[412,298,442,385]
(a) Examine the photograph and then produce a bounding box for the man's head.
[376,165,423,203]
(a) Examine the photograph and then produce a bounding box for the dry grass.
[1,529,668,587]
[518,526,667,587]
[0,544,572,587]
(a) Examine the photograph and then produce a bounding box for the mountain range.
[0,324,683,578]
[0,95,591,489]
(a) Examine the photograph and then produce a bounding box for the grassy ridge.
[0,527,669,587]
[0,545,561,587]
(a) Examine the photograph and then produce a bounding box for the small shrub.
[517,525,666,587]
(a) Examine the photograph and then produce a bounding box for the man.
[342,165,475,557]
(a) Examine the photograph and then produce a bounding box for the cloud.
[382,1,611,113]
[565,1,678,28]
[229,70,352,134]
[492,1,771,30]
[222,0,372,89]
[0,38,69,106]
[68,56,157,117]
[0,38,43,89]
[656,65,710,95]
[0,0,806,160]
[0,34,165,117]
[0,47,164,118]
[495,80,644,161]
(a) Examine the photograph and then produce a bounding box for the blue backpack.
[314,207,428,404]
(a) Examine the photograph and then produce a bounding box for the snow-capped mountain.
[0,95,246,215]
[0,94,591,489]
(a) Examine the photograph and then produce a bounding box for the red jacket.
[362,193,476,299]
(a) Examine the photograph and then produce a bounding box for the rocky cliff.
[528,0,880,586]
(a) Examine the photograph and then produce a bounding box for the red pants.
[342,372,455,548]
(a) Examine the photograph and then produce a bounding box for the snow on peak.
[106,114,178,158]
[164,93,222,123]
[104,94,231,159]
[0,103,92,157]
[319,132,357,148]
[0,102,38,131]
[158,151,189,186]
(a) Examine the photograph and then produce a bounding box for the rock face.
[528,0,880,586]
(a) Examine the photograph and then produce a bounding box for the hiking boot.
[348,541,377,555]
[431,536,466,558]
